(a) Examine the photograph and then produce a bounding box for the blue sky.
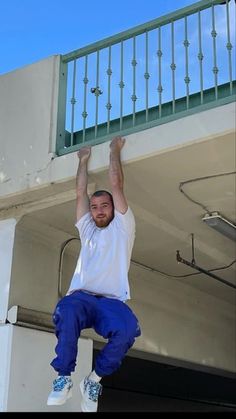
[0,0,197,75]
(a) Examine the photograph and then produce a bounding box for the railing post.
[56,58,68,153]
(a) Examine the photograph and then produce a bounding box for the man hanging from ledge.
[47,136,141,412]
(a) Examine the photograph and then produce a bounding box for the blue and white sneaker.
[47,376,73,405]
[79,376,102,412]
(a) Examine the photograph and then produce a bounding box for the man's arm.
[109,136,128,214]
[76,147,91,221]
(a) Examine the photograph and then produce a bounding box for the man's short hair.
[90,190,114,208]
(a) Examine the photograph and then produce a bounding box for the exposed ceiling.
[23,131,236,305]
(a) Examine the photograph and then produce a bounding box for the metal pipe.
[176,250,236,289]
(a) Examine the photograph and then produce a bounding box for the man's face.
[90,194,114,227]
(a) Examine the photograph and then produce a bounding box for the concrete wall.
[0,324,92,412]
[128,264,236,373]
[8,218,65,313]
[0,219,17,322]
[0,56,61,198]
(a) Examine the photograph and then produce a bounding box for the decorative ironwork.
[212,66,219,74]
[211,29,217,38]
[198,52,204,61]
[91,87,103,96]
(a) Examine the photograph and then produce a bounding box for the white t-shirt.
[67,207,135,302]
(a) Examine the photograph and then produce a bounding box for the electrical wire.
[179,171,236,214]
[58,237,79,298]
[131,258,236,279]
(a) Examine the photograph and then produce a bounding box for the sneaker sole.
[47,388,72,406]
[79,381,97,412]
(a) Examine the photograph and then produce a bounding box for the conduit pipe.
[176,250,236,290]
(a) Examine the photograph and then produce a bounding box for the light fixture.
[202,212,236,242]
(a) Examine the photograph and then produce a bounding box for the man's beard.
[95,218,110,228]
[94,212,114,228]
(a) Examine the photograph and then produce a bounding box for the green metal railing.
[56,0,235,156]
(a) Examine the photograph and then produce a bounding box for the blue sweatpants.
[50,291,141,377]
